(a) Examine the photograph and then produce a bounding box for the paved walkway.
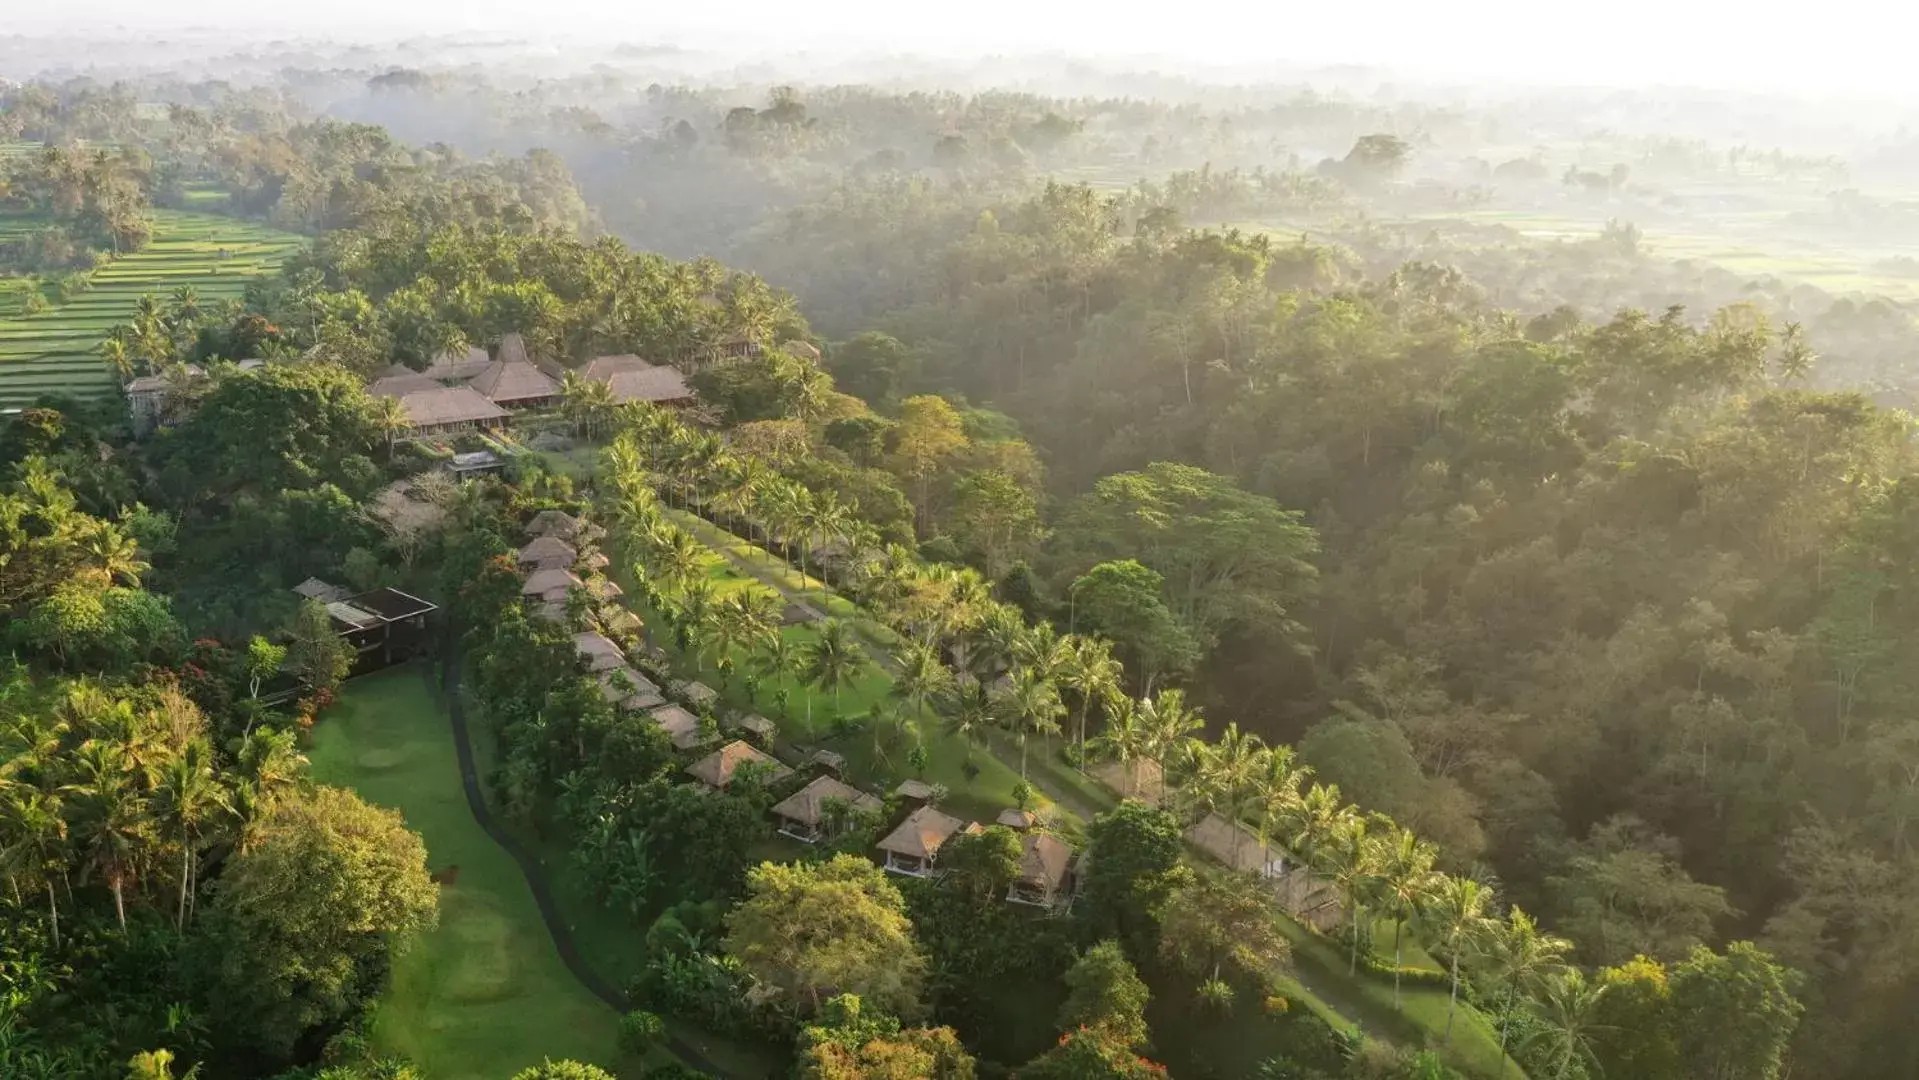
[434,657,734,1079]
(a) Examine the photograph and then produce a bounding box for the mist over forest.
[8,20,1919,1080]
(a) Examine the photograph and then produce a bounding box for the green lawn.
[615,528,1047,826]
[667,509,1117,822]
[0,208,302,408]
[309,669,642,1080]
[1273,911,1522,1079]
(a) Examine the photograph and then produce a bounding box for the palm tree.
[1371,827,1441,1009]
[799,619,866,726]
[940,679,997,755]
[1201,722,1268,865]
[1059,635,1122,766]
[1317,812,1377,977]
[81,526,149,589]
[100,334,134,381]
[1421,874,1496,1046]
[890,640,954,750]
[369,394,410,458]
[63,743,150,930]
[233,727,305,805]
[154,741,226,930]
[1088,695,1152,797]
[649,526,709,599]
[0,786,68,947]
[1137,688,1205,771]
[1519,969,1611,1080]
[754,631,800,715]
[1251,744,1310,853]
[992,666,1064,780]
[1480,905,1573,1077]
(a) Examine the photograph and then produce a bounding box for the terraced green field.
[0,209,302,408]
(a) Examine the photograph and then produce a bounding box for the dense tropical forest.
[5,28,1919,1080]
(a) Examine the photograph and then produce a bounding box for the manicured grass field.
[310,669,640,1080]
[0,208,302,408]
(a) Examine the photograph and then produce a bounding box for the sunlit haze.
[14,0,1918,95]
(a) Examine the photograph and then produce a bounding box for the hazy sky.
[13,0,1911,96]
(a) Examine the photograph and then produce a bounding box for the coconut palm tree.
[1317,812,1378,977]
[1088,695,1154,797]
[62,742,150,930]
[1371,827,1441,1009]
[1137,688,1205,772]
[154,740,226,930]
[890,640,954,750]
[1422,874,1496,1046]
[1251,745,1311,851]
[369,394,410,458]
[1058,635,1122,765]
[648,526,709,599]
[937,680,993,759]
[100,334,134,381]
[1480,905,1573,1077]
[1519,969,1611,1080]
[992,666,1064,780]
[1210,724,1269,852]
[799,619,866,726]
[754,631,800,715]
[233,727,305,805]
[0,786,69,947]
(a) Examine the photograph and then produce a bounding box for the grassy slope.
[0,208,302,407]
[310,669,641,1080]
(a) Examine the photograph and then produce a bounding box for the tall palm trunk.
[1393,918,1405,1008]
[176,841,192,931]
[46,880,61,949]
[1444,952,1461,1045]
[1349,903,1363,976]
[112,873,127,930]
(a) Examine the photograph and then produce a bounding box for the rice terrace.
[0,191,302,409]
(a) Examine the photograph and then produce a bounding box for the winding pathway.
[435,655,736,1079]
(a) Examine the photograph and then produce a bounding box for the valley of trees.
[7,37,1919,1080]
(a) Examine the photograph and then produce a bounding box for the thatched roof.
[581,355,695,404]
[728,713,777,740]
[1017,832,1074,892]
[771,775,881,827]
[293,577,349,603]
[1185,814,1281,875]
[581,354,653,381]
[394,386,509,429]
[521,567,583,598]
[496,332,532,367]
[674,680,718,707]
[425,346,493,383]
[685,739,790,789]
[517,535,578,569]
[783,340,822,361]
[997,808,1038,830]
[572,631,626,673]
[876,805,976,861]
[1089,758,1166,805]
[524,510,583,540]
[649,704,706,749]
[598,665,665,710]
[534,600,570,623]
[894,779,937,801]
[368,372,442,398]
[471,358,558,404]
